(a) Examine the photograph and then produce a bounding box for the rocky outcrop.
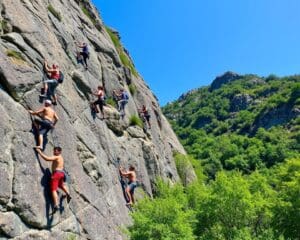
[230,94,253,112]
[210,71,241,91]
[253,104,300,131]
[0,1,188,239]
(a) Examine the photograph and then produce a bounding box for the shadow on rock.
[34,150,54,228]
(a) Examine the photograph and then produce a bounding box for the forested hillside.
[163,72,300,177]
[126,72,300,240]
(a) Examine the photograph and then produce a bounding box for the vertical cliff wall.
[0,0,186,239]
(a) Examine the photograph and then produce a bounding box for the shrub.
[0,20,9,33]
[80,5,101,31]
[47,5,62,22]
[6,50,26,62]
[129,115,143,128]
[81,5,95,24]
[105,97,117,108]
[66,233,77,240]
[174,152,204,186]
[265,74,278,82]
[128,83,137,96]
[127,180,196,240]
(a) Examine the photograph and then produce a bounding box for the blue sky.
[94,0,300,105]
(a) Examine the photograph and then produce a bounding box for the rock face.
[0,1,187,239]
[253,104,300,131]
[210,71,241,91]
[230,94,253,112]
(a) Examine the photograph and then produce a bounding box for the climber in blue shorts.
[113,89,129,118]
[119,165,137,206]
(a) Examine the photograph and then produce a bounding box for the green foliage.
[81,5,95,24]
[47,5,62,22]
[66,233,77,240]
[6,49,26,62]
[130,74,300,239]
[270,158,300,239]
[128,83,137,96]
[128,167,297,239]
[80,4,101,31]
[129,115,143,128]
[105,97,117,108]
[196,171,275,239]
[163,74,300,176]
[174,152,206,186]
[105,26,138,76]
[128,179,196,240]
[265,74,279,82]
[0,20,9,33]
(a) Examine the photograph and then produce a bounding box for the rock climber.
[119,165,137,206]
[113,89,129,118]
[76,42,89,69]
[28,100,58,150]
[35,146,71,213]
[41,60,60,105]
[92,86,106,119]
[139,105,151,129]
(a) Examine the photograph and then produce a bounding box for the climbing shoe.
[66,194,72,203]
[62,194,72,203]
[52,205,59,214]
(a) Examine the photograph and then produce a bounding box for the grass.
[66,233,77,240]
[129,115,144,128]
[81,5,95,24]
[128,83,137,96]
[47,5,62,22]
[105,27,138,77]
[80,5,102,31]
[105,97,117,108]
[6,50,26,62]
[0,20,9,33]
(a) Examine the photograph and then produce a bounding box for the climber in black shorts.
[92,86,106,119]
[139,105,151,129]
[28,100,59,149]
[76,42,89,69]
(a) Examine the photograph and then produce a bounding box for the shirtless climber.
[139,105,151,129]
[119,166,137,206]
[28,100,58,150]
[92,86,106,119]
[35,146,71,213]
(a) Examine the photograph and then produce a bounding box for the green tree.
[271,158,300,239]
[128,180,196,240]
[196,171,274,239]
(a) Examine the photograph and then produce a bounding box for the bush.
[105,97,117,108]
[6,50,26,62]
[129,115,143,128]
[47,5,62,22]
[127,180,196,240]
[174,152,204,186]
[0,20,9,33]
[80,5,101,31]
[128,83,137,96]
[265,74,278,82]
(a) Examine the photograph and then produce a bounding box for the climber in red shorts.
[35,146,71,213]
